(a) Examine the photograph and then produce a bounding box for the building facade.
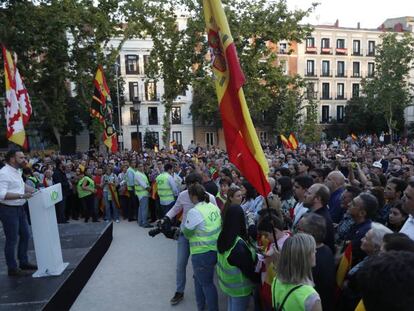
[109,36,194,151]
[297,22,381,125]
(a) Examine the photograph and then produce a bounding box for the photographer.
[164,173,217,305]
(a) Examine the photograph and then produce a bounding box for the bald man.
[325,171,346,223]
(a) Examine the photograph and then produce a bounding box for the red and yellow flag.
[351,133,358,141]
[280,134,292,149]
[91,66,118,153]
[288,133,299,150]
[203,0,270,197]
[2,45,32,148]
[336,243,352,298]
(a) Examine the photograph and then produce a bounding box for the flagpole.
[115,63,123,151]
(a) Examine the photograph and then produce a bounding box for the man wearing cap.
[0,149,37,276]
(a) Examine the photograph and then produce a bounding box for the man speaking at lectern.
[0,148,37,276]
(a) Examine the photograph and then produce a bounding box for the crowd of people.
[1,137,414,310]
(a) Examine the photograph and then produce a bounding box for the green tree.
[302,97,320,144]
[123,0,203,147]
[362,33,414,136]
[187,0,315,138]
[0,0,127,147]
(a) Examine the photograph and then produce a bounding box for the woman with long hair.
[217,204,260,311]
[271,233,322,311]
[183,184,221,311]
[222,186,243,218]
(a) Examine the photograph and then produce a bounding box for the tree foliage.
[122,0,204,147]
[302,97,320,144]
[187,0,315,137]
[361,32,414,135]
[0,0,127,147]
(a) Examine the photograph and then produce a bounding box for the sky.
[286,0,414,29]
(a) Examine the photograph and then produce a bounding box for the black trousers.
[80,195,97,222]
[128,190,139,220]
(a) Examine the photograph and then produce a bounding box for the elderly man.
[325,170,346,224]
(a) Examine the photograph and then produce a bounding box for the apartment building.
[297,21,381,124]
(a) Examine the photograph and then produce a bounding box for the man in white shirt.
[165,173,217,305]
[400,180,414,240]
[0,149,37,276]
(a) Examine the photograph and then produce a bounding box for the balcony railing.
[320,93,332,100]
[320,70,333,77]
[335,48,348,55]
[352,48,363,56]
[335,94,347,100]
[335,71,347,78]
[351,72,361,78]
[321,47,332,54]
[305,70,317,77]
[305,46,318,54]
[367,50,375,56]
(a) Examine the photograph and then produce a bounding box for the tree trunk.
[163,100,172,150]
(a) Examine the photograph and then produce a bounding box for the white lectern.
[28,183,69,277]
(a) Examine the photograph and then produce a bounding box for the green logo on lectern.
[51,191,59,202]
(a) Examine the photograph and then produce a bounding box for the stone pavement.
[71,220,234,311]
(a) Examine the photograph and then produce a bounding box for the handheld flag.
[280,134,292,149]
[336,243,352,299]
[91,66,118,153]
[351,133,358,141]
[288,133,299,150]
[203,0,270,196]
[2,45,32,148]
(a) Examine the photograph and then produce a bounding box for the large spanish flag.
[336,243,352,300]
[2,45,32,148]
[203,0,270,197]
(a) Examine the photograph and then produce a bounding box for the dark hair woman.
[217,204,260,311]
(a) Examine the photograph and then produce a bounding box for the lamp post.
[115,63,123,151]
[133,99,141,151]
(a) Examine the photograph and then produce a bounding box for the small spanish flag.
[280,134,292,149]
[336,243,352,299]
[351,133,358,141]
[288,133,299,150]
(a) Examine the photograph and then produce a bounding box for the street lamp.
[114,63,123,151]
[133,99,141,151]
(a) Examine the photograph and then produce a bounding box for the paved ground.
[71,220,230,311]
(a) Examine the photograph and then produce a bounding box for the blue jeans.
[103,192,119,221]
[176,233,190,293]
[138,196,149,226]
[192,251,219,311]
[0,205,30,269]
[227,295,251,311]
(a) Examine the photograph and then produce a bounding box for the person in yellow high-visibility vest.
[183,183,221,311]
[135,161,152,228]
[156,163,179,217]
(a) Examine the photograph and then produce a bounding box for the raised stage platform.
[0,222,113,310]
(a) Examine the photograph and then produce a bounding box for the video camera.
[148,217,180,240]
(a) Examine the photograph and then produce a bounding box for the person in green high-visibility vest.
[77,169,98,223]
[271,233,322,311]
[156,163,179,217]
[182,183,221,311]
[217,204,259,311]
